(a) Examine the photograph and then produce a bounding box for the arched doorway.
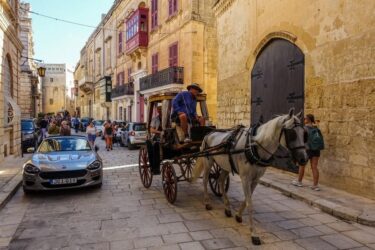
[251,39,304,124]
[250,38,305,172]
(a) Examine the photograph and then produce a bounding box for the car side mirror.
[94,146,99,152]
[27,147,35,153]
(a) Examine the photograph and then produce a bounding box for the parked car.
[21,119,41,152]
[80,117,91,132]
[22,135,103,194]
[93,120,105,137]
[121,122,147,149]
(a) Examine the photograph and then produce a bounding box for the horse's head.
[279,109,308,166]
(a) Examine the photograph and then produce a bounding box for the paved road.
[1,135,375,249]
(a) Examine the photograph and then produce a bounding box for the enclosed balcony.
[126,8,149,54]
[111,83,134,98]
[140,66,184,92]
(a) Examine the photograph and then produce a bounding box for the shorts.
[307,150,320,159]
[88,134,96,142]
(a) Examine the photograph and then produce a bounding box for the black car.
[21,119,41,152]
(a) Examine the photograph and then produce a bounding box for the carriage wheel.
[179,157,196,182]
[209,161,230,197]
[139,146,153,188]
[162,162,178,204]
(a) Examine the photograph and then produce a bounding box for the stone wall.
[214,0,375,199]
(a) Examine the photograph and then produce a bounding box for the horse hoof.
[251,236,261,245]
[224,209,232,217]
[235,215,242,223]
[205,204,212,210]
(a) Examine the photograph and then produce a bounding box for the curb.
[0,171,23,210]
[259,177,375,227]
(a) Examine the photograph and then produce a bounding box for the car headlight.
[87,161,101,170]
[24,164,40,174]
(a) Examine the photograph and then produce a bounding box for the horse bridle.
[245,122,307,165]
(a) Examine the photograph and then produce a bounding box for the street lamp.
[37,66,46,77]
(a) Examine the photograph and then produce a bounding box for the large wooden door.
[251,39,304,172]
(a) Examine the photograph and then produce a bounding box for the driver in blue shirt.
[172,83,205,142]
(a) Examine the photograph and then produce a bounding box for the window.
[118,32,123,53]
[49,99,53,105]
[168,0,178,16]
[152,53,158,74]
[126,15,139,41]
[169,43,178,67]
[127,68,132,82]
[151,0,158,29]
[50,78,54,83]
[117,72,125,86]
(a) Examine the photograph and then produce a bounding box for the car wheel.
[128,142,135,150]
[23,186,34,195]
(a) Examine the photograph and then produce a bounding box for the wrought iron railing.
[111,83,134,98]
[140,66,184,91]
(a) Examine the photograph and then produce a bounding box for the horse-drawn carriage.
[138,92,229,203]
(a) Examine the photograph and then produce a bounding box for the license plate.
[50,178,78,185]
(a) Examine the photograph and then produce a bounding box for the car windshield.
[38,138,91,153]
[133,124,146,131]
[94,120,104,126]
[81,118,89,122]
[21,121,34,130]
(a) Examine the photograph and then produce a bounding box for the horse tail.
[191,139,208,183]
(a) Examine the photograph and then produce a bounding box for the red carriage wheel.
[209,161,230,197]
[139,146,153,188]
[162,161,178,204]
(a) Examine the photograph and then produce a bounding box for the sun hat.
[187,83,203,93]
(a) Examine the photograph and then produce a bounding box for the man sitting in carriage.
[171,83,205,143]
[150,105,162,141]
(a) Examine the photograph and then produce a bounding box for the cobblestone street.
[0,136,375,250]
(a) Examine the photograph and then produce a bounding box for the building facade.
[214,0,375,198]
[18,2,41,118]
[0,0,23,162]
[41,64,67,114]
[75,0,218,124]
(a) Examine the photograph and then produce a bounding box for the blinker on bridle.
[280,123,307,151]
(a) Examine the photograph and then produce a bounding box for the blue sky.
[26,0,113,68]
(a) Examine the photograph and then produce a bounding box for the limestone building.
[41,64,67,114]
[75,0,218,123]
[0,0,23,162]
[213,0,375,198]
[19,2,41,118]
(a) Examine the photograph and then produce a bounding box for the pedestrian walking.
[48,121,60,135]
[292,114,325,191]
[40,115,49,139]
[72,116,80,133]
[60,121,71,136]
[104,120,113,151]
[86,121,97,147]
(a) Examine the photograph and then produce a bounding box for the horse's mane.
[253,115,293,143]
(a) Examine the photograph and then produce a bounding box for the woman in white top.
[86,121,97,147]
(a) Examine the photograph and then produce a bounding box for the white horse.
[192,109,308,245]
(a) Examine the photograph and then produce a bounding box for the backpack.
[307,127,325,151]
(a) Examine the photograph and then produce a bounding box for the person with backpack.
[292,114,324,191]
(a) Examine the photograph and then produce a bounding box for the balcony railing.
[111,83,134,98]
[140,66,184,91]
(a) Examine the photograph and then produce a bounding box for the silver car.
[121,122,147,149]
[22,135,103,194]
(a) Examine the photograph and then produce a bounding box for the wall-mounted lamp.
[144,98,148,105]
